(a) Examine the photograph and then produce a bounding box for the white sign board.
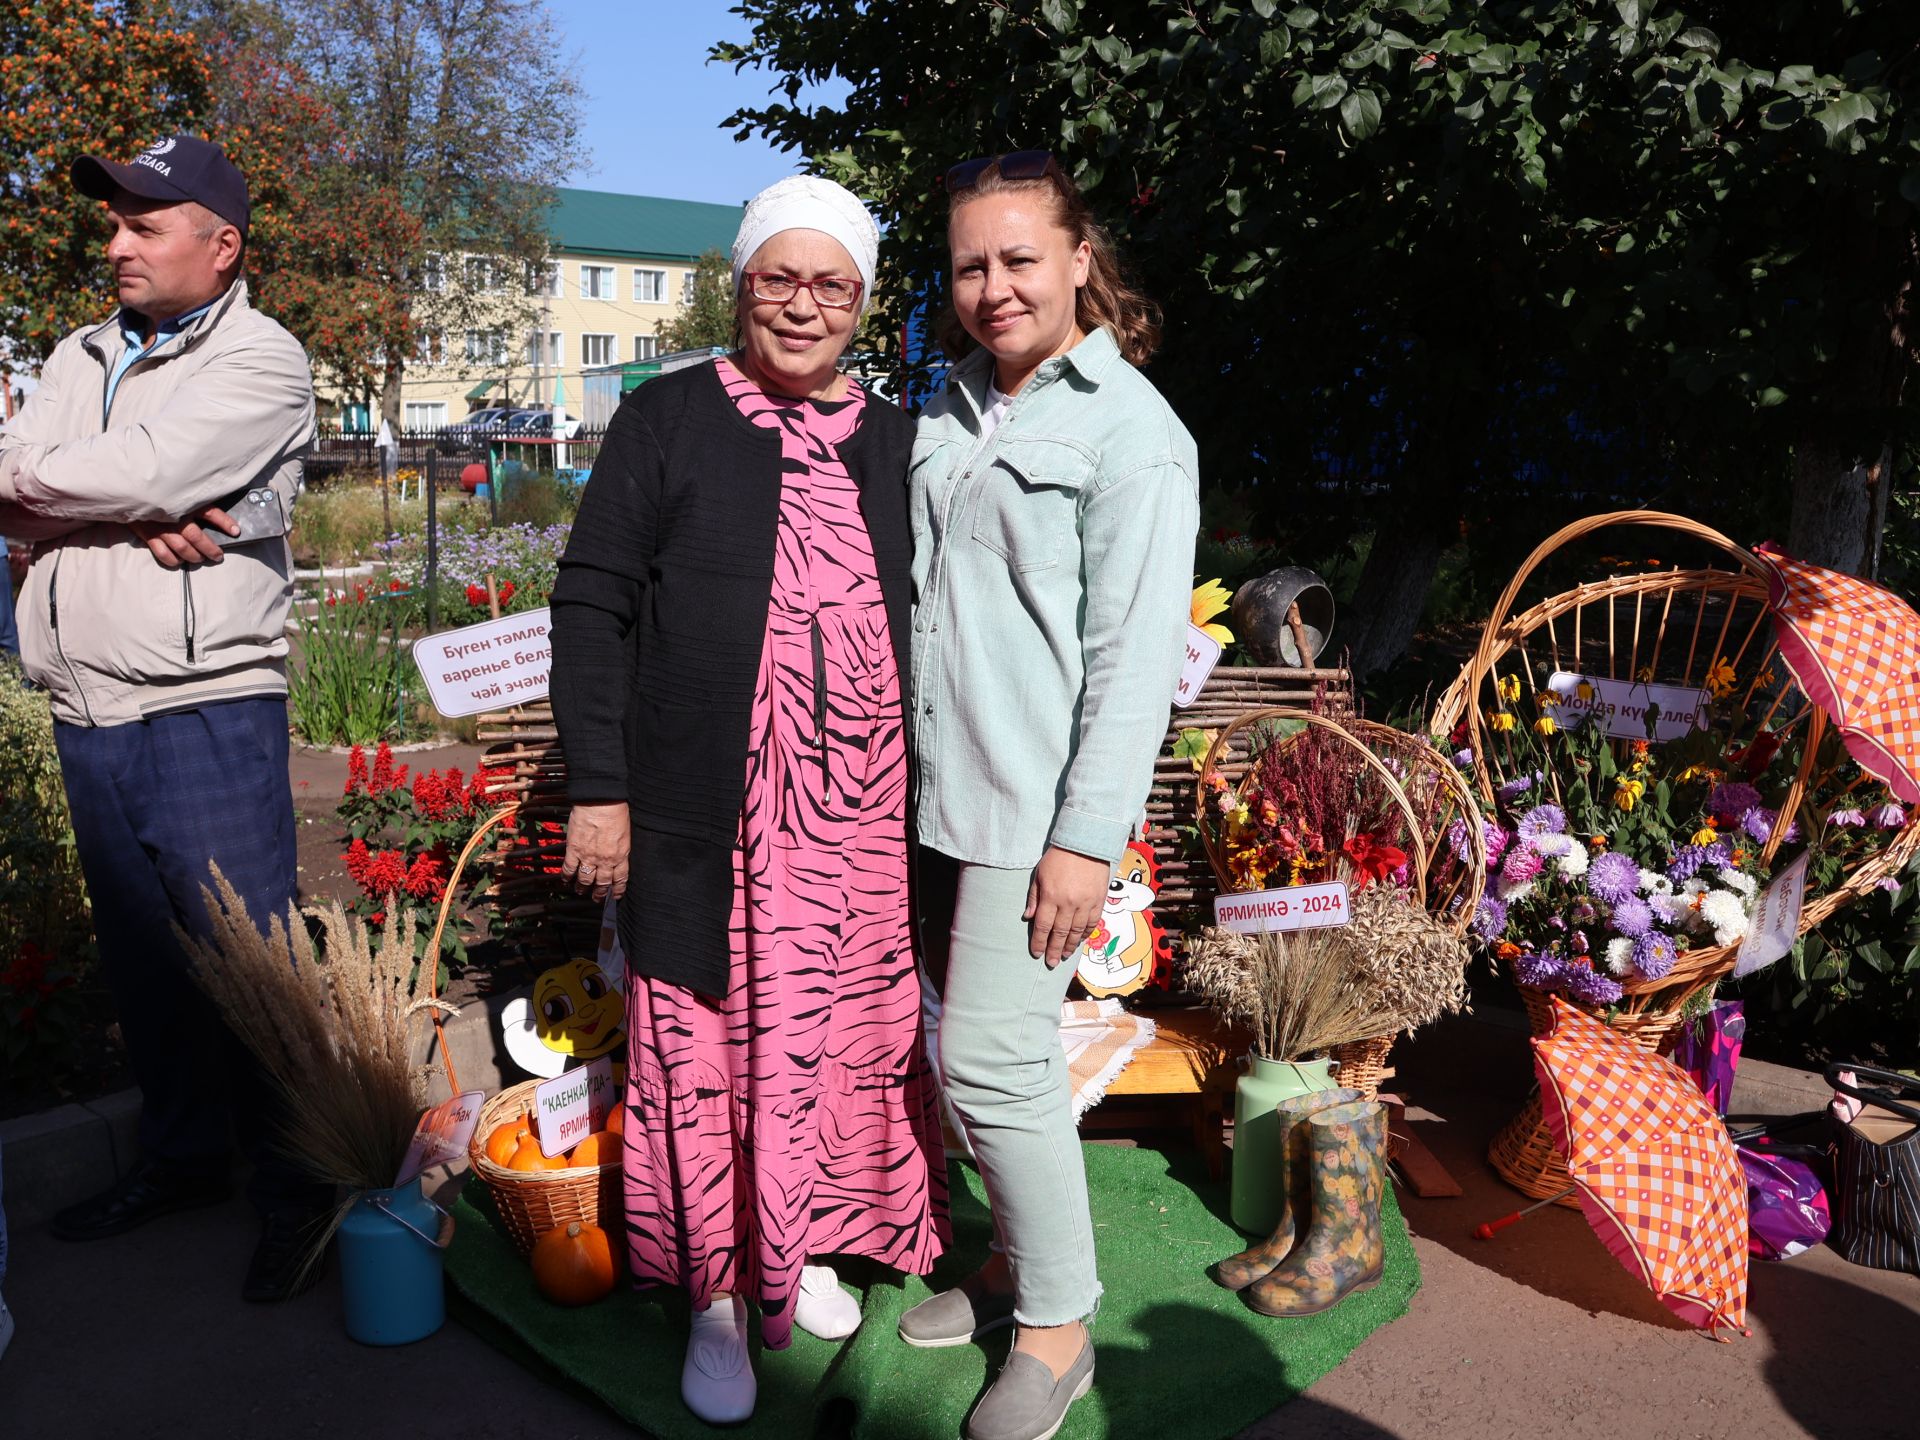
[413,607,553,717]
[394,1089,486,1186]
[1545,670,1710,743]
[533,1054,617,1158]
[1213,881,1352,935]
[1173,623,1223,709]
[1733,852,1809,977]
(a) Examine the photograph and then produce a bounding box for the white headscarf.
[731,175,880,311]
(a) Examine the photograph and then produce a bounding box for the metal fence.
[307,426,610,488]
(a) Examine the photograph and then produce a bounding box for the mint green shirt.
[909,326,1200,869]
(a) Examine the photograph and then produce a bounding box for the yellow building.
[349,187,742,432]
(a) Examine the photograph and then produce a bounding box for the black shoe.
[50,1158,232,1242]
[242,1207,333,1303]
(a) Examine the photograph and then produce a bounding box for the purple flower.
[1742,807,1802,844]
[1829,808,1867,828]
[1453,748,1474,769]
[1709,782,1762,823]
[1513,952,1564,991]
[1873,803,1908,830]
[1471,896,1508,940]
[1570,930,1590,955]
[1519,804,1568,841]
[1502,846,1545,886]
[1668,845,1709,882]
[1632,931,1678,981]
[1498,771,1543,802]
[1589,851,1640,904]
[1565,966,1625,1006]
[1702,840,1733,869]
[1880,877,1904,893]
[1609,895,1654,937]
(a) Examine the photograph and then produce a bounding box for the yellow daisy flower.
[1489,711,1517,733]
[1614,778,1646,812]
[1535,716,1557,736]
[1190,579,1235,646]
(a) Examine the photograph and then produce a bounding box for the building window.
[525,330,561,368]
[412,329,444,366]
[682,270,698,305]
[580,264,616,300]
[527,258,562,297]
[582,333,616,367]
[419,254,446,293]
[634,334,658,361]
[405,401,448,430]
[465,328,509,365]
[464,255,507,294]
[633,268,667,304]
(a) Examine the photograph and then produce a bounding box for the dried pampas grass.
[179,866,451,1197]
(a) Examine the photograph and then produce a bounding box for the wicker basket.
[1193,709,1487,1080]
[1432,510,1920,1197]
[1329,1034,1395,1102]
[465,1076,622,1255]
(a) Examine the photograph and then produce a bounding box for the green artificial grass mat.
[445,1143,1420,1439]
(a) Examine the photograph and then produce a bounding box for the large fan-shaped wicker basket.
[1432,510,1920,1199]
[1193,708,1488,1090]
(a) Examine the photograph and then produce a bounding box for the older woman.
[550,176,948,1426]
[899,154,1198,1440]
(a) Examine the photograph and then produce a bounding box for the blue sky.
[554,0,848,205]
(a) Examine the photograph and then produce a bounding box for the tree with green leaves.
[0,1,209,364]
[718,0,1918,672]
[271,0,585,429]
[657,248,735,353]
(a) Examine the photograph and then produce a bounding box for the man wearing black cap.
[0,136,327,1301]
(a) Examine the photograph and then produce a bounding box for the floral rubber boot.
[1245,1100,1387,1317]
[1210,1086,1361,1291]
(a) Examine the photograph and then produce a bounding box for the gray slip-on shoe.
[965,1334,1095,1440]
[897,1277,1018,1348]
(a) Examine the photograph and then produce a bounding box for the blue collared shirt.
[909,327,1200,869]
[104,298,218,423]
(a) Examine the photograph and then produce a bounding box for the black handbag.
[1826,1063,1920,1278]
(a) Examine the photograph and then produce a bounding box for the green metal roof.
[547,187,742,263]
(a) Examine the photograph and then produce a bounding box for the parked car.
[503,408,553,435]
[437,407,514,452]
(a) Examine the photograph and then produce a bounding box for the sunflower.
[1190,579,1235,646]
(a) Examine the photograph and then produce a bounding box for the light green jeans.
[927,855,1102,1327]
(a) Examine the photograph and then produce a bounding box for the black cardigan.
[548,360,915,997]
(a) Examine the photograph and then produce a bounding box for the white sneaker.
[794,1263,862,1341]
[682,1293,754,1425]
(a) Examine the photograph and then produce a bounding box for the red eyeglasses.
[741,272,864,310]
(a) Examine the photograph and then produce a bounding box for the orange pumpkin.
[532,1221,617,1306]
[507,1135,570,1172]
[568,1131,623,1168]
[484,1114,533,1167]
[604,1104,625,1139]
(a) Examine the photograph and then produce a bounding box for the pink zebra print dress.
[618,358,949,1348]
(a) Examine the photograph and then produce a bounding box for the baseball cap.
[71,135,251,236]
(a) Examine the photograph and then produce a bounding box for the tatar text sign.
[1213,881,1352,934]
[413,607,553,718]
[1545,670,1710,744]
[533,1055,617,1158]
[1174,624,1223,709]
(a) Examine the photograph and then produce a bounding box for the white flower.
[1604,937,1636,976]
[1533,832,1573,857]
[1639,869,1674,897]
[1649,890,1690,925]
[1699,889,1751,947]
[1556,841,1590,879]
[1717,868,1758,898]
[1497,877,1536,904]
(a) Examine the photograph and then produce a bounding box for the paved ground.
[5,1003,1913,1440]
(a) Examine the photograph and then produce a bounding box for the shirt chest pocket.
[968,437,1093,573]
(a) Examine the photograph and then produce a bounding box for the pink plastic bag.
[1672,1000,1745,1116]
[1738,1142,1832,1260]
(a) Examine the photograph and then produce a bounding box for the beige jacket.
[0,281,315,726]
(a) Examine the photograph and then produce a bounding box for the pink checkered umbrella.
[1754,543,1920,805]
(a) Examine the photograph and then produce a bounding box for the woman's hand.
[562,802,631,902]
[1025,846,1111,968]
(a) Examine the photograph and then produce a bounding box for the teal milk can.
[337,1178,452,1345]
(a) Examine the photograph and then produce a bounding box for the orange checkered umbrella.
[1534,999,1749,1336]
[1754,543,1920,804]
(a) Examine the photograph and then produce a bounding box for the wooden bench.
[1085,1007,1248,1179]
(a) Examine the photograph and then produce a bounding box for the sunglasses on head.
[943,150,1057,195]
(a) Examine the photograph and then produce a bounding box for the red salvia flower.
[345,743,368,795]
[371,741,395,793]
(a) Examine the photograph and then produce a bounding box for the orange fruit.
[532,1221,617,1306]
[485,1114,532,1167]
[604,1104,624,1139]
[507,1135,570,1172]
[569,1131,623,1168]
